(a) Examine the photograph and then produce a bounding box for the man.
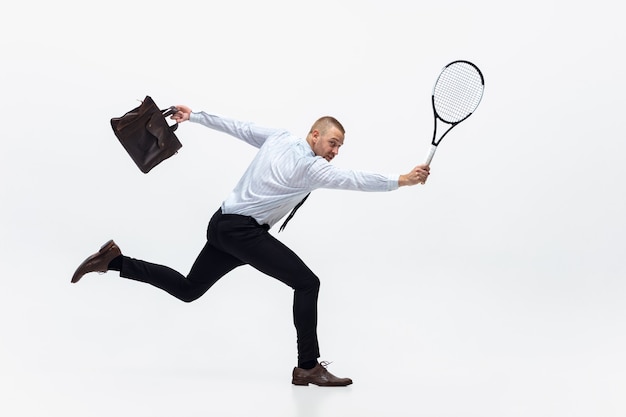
[71,105,430,386]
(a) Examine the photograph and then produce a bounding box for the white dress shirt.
[190,112,399,228]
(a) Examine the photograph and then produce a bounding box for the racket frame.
[425,60,484,165]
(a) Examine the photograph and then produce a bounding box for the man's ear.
[311,129,320,143]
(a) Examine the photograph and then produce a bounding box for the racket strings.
[433,63,484,123]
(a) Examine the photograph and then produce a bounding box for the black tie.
[278,193,310,232]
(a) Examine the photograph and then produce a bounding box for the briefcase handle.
[162,106,179,132]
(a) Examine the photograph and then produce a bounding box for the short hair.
[310,116,345,135]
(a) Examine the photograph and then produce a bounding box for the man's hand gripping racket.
[424,60,485,166]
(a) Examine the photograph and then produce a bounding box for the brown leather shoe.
[71,240,121,283]
[292,362,353,387]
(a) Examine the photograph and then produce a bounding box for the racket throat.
[427,121,455,165]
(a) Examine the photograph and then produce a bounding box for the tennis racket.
[424,60,484,165]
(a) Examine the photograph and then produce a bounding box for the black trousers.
[117,208,321,363]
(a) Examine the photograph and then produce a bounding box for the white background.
[1,1,625,416]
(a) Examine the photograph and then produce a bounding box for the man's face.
[311,126,344,162]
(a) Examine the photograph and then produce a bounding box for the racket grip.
[424,144,437,165]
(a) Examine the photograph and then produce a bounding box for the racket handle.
[424,144,437,165]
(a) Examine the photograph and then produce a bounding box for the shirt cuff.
[388,175,400,191]
[189,111,203,123]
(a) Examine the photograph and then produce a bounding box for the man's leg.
[209,212,321,365]
[209,211,352,386]
[70,209,244,301]
[115,240,243,302]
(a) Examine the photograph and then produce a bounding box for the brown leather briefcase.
[110,96,182,173]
